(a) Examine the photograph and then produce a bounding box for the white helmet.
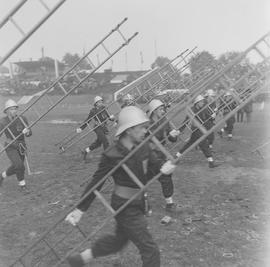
[115,106,149,136]
[194,95,204,105]
[206,89,215,97]
[123,94,134,101]
[94,95,103,104]
[148,99,164,117]
[4,99,18,113]
[224,91,232,97]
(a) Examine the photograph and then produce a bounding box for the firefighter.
[147,99,180,212]
[176,95,219,168]
[76,96,115,161]
[0,99,32,189]
[218,91,237,140]
[65,106,176,267]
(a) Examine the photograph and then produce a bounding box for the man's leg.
[207,132,215,149]
[82,131,102,160]
[116,204,160,267]
[158,174,176,212]
[68,224,129,267]
[5,148,26,187]
[179,131,199,154]
[97,128,109,150]
[199,139,219,168]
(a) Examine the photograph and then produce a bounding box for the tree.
[62,53,91,69]
[151,56,171,69]
[189,51,216,74]
[217,51,251,79]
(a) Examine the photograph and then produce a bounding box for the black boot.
[67,254,85,267]
[209,161,220,168]
[81,150,88,161]
[0,173,4,187]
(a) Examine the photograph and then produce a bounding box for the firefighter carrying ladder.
[0,18,138,157]
[55,47,198,152]
[55,46,218,153]
[0,0,67,66]
[9,32,270,267]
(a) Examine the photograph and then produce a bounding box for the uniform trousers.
[91,194,160,267]
[5,144,25,182]
[88,127,109,151]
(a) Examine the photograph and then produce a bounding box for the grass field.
[0,95,270,266]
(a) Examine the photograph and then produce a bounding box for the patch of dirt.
[0,104,269,266]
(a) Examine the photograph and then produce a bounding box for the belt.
[114,184,143,200]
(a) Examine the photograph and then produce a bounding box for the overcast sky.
[1,0,269,71]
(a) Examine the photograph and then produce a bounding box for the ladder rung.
[19,116,28,128]
[151,136,174,160]
[263,38,270,49]
[75,225,87,238]
[116,28,127,42]
[73,71,81,82]
[86,56,96,69]
[43,239,61,260]
[122,164,144,188]
[101,42,111,56]
[94,190,116,215]
[57,82,67,94]
[254,46,266,59]
[0,0,28,30]
[186,107,208,135]
[38,0,51,12]
[9,17,26,36]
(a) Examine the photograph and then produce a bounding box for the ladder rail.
[0,17,129,139]
[9,33,270,266]
[59,61,217,152]
[57,48,214,151]
[0,0,67,66]
[56,49,194,149]
[0,30,138,156]
[0,0,28,29]
[0,18,133,152]
[54,72,270,267]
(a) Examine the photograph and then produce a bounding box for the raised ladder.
[55,47,219,153]
[9,32,270,267]
[0,18,138,156]
[0,0,66,66]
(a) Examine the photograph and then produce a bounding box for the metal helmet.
[94,95,103,104]
[224,91,232,97]
[115,106,149,136]
[123,94,134,102]
[194,94,204,105]
[148,99,164,117]
[206,89,215,97]
[4,99,18,113]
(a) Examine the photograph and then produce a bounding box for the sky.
[0,0,270,71]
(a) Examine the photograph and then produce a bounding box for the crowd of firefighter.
[0,79,259,266]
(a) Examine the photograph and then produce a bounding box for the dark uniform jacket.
[147,117,177,175]
[0,115,32,148]
[149,117,177,146]
[77,141,152,212]
[179,101,215,133]
[80,106,111,132]
[223,100,237,123]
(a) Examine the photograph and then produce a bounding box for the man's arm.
[77,154,114,212]
[21,116,32,137]
[80,109,94,130]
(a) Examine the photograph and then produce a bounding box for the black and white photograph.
[0,0,270,266]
